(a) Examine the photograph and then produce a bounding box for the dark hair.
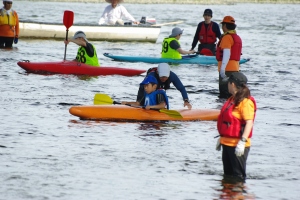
[229,80,250,106]
[224,23,236,30]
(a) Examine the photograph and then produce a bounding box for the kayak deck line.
[103,53,250,65]
[69,105,220,122]
[17,60,146,76]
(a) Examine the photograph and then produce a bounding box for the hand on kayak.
[184,100,192,109]
[189,49,196,54]
[121,101,130,105]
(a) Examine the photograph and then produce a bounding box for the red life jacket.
[198,22,217,44]
[217,96,256,138]
[216,33,242,61]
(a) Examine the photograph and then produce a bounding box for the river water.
[1,1,300,200]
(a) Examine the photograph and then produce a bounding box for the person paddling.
[64,31,100,67]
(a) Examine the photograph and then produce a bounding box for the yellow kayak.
[69,105,220,121]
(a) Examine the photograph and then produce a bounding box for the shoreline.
[20,0,300,4]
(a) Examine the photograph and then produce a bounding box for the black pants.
[222,145,250,180]
[0,36,14,48]
[218,71,238,98]
[198,43,216,55]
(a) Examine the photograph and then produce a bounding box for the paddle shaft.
[112,100,161,110]
[63,29,69,61]
[93,93,182,118]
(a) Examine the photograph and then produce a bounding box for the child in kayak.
[161,27,195,59]
[64,31,100,67]
[122,75,169,110]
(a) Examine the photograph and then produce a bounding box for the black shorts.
[0,36,14,48]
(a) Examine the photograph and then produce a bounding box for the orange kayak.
[69,105,220,121]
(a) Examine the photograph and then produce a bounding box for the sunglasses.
[5,2,13,4]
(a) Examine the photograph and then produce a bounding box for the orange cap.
[220,16,235,24]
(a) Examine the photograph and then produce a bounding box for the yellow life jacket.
[0,9,17,26]
[161,37,182,59]
[76,44,100,67]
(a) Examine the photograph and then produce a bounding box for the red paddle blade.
[63,10,74,29]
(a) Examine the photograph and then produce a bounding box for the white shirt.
[98,4,136,25]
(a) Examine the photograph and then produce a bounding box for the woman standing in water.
[216,72,257,180]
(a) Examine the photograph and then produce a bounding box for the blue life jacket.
[144,90,169,109]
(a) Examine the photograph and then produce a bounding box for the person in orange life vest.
[121,75,169,110]
[190,9,221,56]
[161,27,196,59]
[216,72,256,181]
[0,0,19,48]
[216,16,242,99]
[64,31,100,67]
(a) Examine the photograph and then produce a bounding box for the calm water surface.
[1,1,300,200]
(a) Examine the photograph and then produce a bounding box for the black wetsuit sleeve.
[191,22,202,49]
[85,42,95,57]
[213,22,222,39]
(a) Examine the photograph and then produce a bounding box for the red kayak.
[17,60,146,76]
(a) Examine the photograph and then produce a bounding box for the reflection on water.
[215,176,256,200]
[138,122,165,132]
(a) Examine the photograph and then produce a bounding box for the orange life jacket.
[216,33,242,61]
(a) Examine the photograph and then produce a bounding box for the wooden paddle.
[63,10,74,61]
[151,20,184,27]
[93,93,183,119]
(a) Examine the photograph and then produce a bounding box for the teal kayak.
[103,53,250,65]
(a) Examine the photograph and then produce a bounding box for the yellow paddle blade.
[94,94,114,105]
[157,109,183,119]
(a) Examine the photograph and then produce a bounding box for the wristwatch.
[184,99,189,103]
[241,137,247,142]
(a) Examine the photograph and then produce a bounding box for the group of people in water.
[1,0,256,184]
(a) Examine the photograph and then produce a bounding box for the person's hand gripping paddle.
[63,10,74,61]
